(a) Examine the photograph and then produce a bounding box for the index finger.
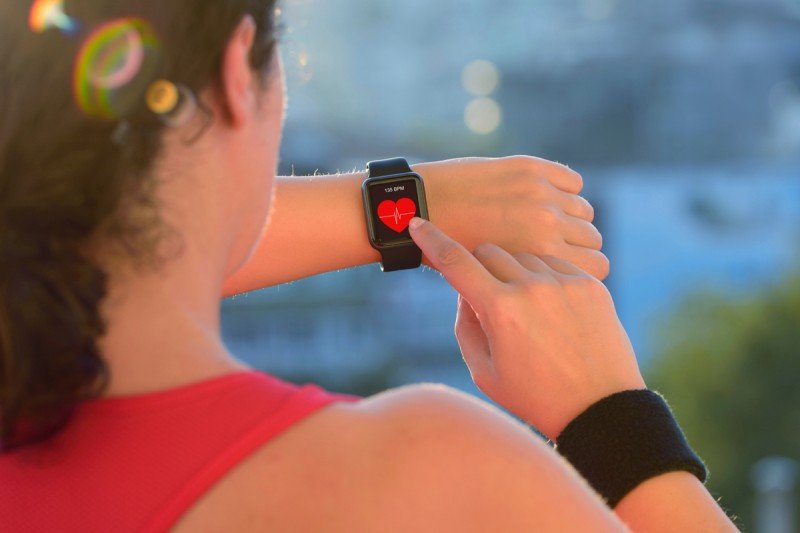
[408,218,503,305]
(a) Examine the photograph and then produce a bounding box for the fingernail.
[409,217,425,231]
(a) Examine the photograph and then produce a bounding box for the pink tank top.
[0,370,362,532]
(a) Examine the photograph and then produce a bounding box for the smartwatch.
[361,157,429,272]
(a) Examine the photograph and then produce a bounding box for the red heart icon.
[377,197,417,233]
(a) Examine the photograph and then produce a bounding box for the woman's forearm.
[614,472,738,532]
[221,171,376,298]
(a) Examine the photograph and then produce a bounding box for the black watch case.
[361,172,429,251]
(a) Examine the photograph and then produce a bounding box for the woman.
[0,1,736,531]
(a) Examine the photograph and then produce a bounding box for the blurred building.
[278,0,800,170]
[222,262,478,393]
[596,163,800,361]
[222,0,800,397]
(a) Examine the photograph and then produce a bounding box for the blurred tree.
[648,275,800,530]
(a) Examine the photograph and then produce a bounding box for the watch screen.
[367,178,422,245]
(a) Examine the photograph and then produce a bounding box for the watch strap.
[367,157,412,177]
[366,157,422,272]
[379,246,423,273]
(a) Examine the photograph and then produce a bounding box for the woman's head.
[0,0,284,450]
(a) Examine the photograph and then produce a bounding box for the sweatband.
[554,389,708,508]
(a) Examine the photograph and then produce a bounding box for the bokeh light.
[28,0,77,34]
[73,18,161,119]
[461,60,500,97]
[284,45,314,85]
[464,97,502,134]
[298,51,309,68]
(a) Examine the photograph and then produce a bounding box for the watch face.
[366,176,424,246]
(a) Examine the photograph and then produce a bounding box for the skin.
[92,14,737,533]
[408,217,739,531]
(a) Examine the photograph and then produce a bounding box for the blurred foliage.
[648,274,800,530]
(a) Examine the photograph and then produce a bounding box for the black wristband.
[554,389,708,508]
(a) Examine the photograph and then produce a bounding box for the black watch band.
[379,246,423,272]
[366,158,423,272]
[367,157,414,177]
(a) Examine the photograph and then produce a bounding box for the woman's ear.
[218,15,257,128]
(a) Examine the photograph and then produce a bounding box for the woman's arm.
[614,472,738,532]
[221,156,607,297]
[408,219,738,533]
[221,170,373,297]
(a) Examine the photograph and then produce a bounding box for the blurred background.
[221,0,800,530]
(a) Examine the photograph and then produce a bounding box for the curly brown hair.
[0,0,280,451]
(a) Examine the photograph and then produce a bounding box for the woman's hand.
[414,156,609,280]
[409,217,645,441]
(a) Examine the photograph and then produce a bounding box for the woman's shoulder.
[170,383,466,531]
[172,382,585,532]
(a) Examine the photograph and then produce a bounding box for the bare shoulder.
[351,383,624,531]
[174,383,623,532]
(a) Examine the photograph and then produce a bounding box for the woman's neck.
[95,209,250,398]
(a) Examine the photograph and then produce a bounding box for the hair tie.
[146,80,198,127]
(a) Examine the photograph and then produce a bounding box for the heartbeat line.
[379,209,416,226]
